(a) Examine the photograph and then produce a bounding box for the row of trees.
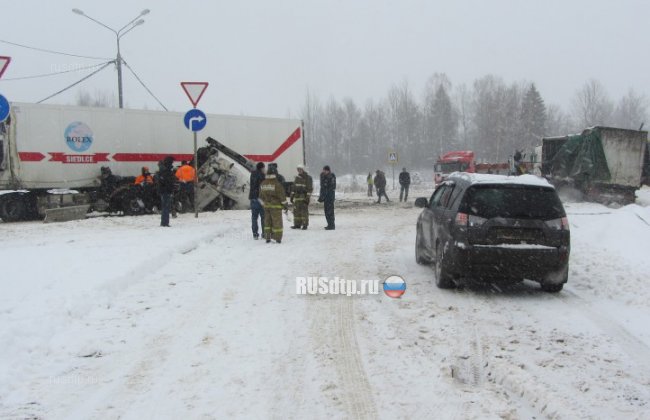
[302,74,648,172]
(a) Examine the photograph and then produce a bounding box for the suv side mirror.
[414,197,428,208]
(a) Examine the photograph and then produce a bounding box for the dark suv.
[415,173,570,292]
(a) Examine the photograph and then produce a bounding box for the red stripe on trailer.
[244,127,302,162]
[18,152,46,162]
[112,153,194,162]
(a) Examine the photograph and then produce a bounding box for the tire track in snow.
[449,286,587,419]
[372,217,464,419]
[334,296,377,420]
[304,221,378,420]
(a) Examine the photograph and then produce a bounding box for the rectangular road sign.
[388,151,399,164]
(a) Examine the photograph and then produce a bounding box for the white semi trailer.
[0,103,305,221]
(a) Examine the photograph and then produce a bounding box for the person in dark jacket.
[318,165,336,230]
[249,162,266,239]
[158,156,177,227]
[399,167,411,202]
[374,170,390,203]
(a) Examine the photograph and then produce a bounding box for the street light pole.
[72,8,149,109]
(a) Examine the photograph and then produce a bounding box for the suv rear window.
[459,185,565,220]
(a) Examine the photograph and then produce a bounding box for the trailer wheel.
[0,194,28,222]
[123,196,145,216]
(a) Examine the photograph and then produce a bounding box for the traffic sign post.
[180,82,209,218]
[388,151,398,190]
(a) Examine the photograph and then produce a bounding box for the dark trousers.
[160,193,171,226]
[180,182,195,208]
[377,187,390,203]
[250,199,265,237]
[399,185,409,201]
[324,198,335,228]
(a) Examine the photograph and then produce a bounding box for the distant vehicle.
[414,173,570,292]
[0,103,304,221]
[542,126,648,204]
[434,151,475,185]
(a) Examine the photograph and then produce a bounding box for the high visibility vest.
[176,165,195,182]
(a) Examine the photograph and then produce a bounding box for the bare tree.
[301,90,323,165]
[571,79,614,127]
[76,89,116,108]
[387,80,422,167]
[455,84,472,150]
[613,88,647,130]
[546,104,575,136]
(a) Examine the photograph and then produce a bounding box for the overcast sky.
[1,0,649,118]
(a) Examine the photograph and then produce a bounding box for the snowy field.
[1,186,650,419]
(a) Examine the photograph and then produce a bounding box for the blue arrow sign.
[184,108,207,132]
[0,94,10,123]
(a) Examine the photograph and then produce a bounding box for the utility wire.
[0,39,112,60]
[121,59,168,111]
[0,61,114,81]
[37,61,114,104]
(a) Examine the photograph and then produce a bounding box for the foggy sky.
[1,0,649,118]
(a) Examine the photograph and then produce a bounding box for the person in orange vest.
[175,160,196,209]
[134,167,153,185]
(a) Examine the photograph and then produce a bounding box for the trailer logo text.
[65,121,94,152]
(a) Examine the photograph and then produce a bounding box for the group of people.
[249,163,336,244]
[366,167,411,203]
[154,159,413,235]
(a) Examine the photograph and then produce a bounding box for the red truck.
[434,151,476,185]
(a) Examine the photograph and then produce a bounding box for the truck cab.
[434,151,476,185]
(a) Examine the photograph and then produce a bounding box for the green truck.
[542,126,649,204]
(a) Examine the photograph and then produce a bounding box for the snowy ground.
[1,186,650,419]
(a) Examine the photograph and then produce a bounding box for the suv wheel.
[415,228,430,265]
[435,242,455,289]
[541,267,568,293]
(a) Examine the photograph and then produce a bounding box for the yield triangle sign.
[0,56,11,79]
[181,82,209,108]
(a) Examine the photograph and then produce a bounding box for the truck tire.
[435,242,455,289]
[0,194,28,222]
[123,196,145,216]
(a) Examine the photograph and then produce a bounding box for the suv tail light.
[545,217,570,231]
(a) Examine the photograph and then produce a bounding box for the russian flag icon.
[383,275,406,298]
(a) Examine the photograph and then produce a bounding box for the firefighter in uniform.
[291,164,313,230]
[259,165,286,243]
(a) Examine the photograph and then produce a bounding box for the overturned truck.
[541,126,648,204]
[0,102,304,221]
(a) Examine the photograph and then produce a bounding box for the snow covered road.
[1,200,649,419]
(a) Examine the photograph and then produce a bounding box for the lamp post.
[72,8,149,109]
